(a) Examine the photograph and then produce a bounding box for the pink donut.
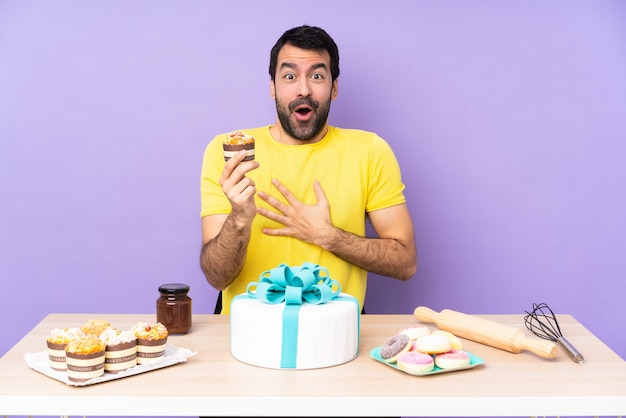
[434,349,471,369]
[380,334,411,363]
[414,334,452,354]
[397,351,434,374]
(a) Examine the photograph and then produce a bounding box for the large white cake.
[230,293,360,369]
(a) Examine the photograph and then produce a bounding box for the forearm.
[200,215,251,290]
[320,227,417,280]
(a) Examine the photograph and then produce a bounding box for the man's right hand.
[200,150,260,291]
[220,150,260,227]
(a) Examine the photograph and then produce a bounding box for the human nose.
[296,78,311,97]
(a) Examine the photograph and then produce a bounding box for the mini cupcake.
[46,327,84,371]
[81,318,112,337]
[65,336,106,382]
[223,130,255,161]
[100,328,138,373]
[132,322,169,364]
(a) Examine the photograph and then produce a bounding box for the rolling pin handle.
[517,335,558,359]
[413,306,439,323]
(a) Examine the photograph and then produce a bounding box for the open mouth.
[294,106,313,120]
[296,107,312,115]
[289,97,318,121]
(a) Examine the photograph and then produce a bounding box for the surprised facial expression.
[271,44,338,142]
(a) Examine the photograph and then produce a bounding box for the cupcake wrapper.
[66,351,105,382]
[105,341,138,373]
[223,143,255,161]
[136,338,167,364]
[47,341,67,371]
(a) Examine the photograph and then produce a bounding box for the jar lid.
[158,283,190,294]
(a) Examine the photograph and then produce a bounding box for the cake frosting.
[230,262,360,370]
[100,328,137,345]
[47,327,84,345]
[65,336,106,355]
[132,322,169,340]
[81,318,112,337]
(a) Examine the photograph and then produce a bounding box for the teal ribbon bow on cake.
[246,262,343,368]
[246,261,341,305]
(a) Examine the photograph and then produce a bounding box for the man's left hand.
[256,179,334,246]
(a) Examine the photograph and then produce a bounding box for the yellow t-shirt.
[200,125,406,313]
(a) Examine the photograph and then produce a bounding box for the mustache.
[288,97,319,112]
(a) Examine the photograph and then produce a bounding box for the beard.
[275,94,332,142]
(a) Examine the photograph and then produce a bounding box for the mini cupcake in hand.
[223,130,255,162]
[132,322,169,364]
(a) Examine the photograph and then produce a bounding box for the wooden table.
[1,313,625,417]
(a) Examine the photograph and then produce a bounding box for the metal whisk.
[524,302,584,363]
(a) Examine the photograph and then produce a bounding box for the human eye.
[282,73,296,81]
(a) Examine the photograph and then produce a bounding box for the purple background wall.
[1,0,625,367]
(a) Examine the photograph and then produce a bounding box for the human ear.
[331,79,338,100]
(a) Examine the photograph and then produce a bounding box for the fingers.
[256,204,283,223]
[258,186,290,214]
[312,180,328,206]
[229,177,256,202]
[219,150,260,219]
[220,159,259,197]
[256,179,332,243]
[256,180,294,224]
[219,150,259,187]
[269,178,295,203]
[258,179,326,211]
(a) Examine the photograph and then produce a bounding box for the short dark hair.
[269,25,340,82]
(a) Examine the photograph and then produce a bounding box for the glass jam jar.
[156,283,192,334]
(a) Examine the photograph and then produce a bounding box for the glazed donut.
[434,349,471,369]
[399,325,431,340]
[380,334,411,363]
[431,329,464,350]
[397,351,434,374]
[414,334,452,355]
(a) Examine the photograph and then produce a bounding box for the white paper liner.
[24,345,196,386]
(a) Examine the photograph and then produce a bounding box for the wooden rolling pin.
[414,306,557,359]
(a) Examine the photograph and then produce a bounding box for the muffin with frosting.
[46,327,84,371]
[132,322,169,364]
[81,318,112,337]
[100,328,138,373]
[223,130,255,162]
[64,336,106,382]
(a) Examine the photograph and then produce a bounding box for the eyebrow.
[279,62,329,72]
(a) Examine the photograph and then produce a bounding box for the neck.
[269,122,328,145]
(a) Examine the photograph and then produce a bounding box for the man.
[200,25,417,314]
